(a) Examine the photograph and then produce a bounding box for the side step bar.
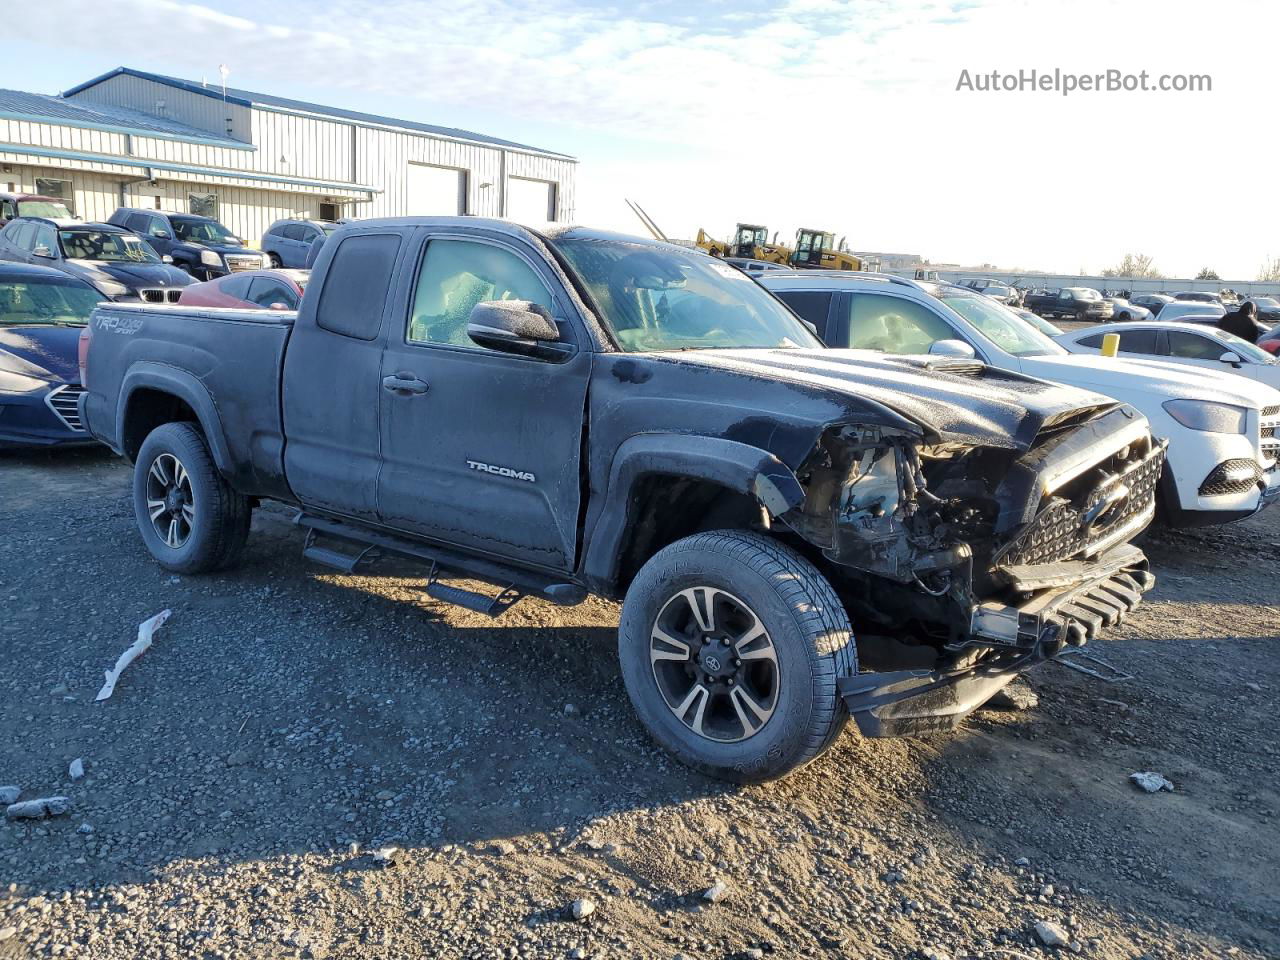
[293,512,587,614]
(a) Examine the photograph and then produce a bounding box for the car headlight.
[0,370,51,395]
[93,279,131,298]
[1162,399,1248,435]
[200,250,223,268]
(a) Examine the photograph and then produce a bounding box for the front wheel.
[267,253,283,269]
[133,422,251,574]
[618,531,856,783]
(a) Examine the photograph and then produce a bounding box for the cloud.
[30,0,1280,275]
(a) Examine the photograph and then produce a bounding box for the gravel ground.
[1,447,1276,960]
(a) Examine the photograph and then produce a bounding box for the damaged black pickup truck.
[80,218,1165,782]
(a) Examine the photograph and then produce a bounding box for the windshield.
[0,279,100,325]
[173,219,238,245]
[939,292,1067,357]
[320,224,340,235]
[1204,328,1275,364]
[1065,287,1101,300]
[59,230,160,263]
[1252,297,1279,308]
[551,237,823,352]
[18,200,73,218]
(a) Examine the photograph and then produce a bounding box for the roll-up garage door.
[407,163,467,215]
[506,177,557,223]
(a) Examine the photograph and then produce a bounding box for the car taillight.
[78,325,92,388]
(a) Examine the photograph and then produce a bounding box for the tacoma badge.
[466,459,536,482]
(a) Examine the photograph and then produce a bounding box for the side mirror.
[32,245,53,258]
[929,338,978,359]
[1220,351,1242,364]
[467,300,572,361]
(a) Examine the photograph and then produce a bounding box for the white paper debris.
[1129,771,1174,793]
[69,758,84,781]
[6,797,71,819]
[96,610,172,702]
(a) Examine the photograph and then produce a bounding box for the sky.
[10,0,1279,279]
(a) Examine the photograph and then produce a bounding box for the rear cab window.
[315,233,403,340]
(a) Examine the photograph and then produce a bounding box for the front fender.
[118,362,233,472]
[579,433,806,592]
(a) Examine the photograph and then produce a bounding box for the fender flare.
[117,363,233,472]
[580,433,807,593]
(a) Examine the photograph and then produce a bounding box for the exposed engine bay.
[782,404,1166,736]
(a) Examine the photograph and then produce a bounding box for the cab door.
[282,230,410,521]
[375,228,591,572]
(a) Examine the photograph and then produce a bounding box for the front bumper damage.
[839,541,1155,738]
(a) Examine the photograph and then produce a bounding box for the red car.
[177,269,307,310]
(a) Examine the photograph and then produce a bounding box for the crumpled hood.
[66,260,193,290]
[0,324,81,382]
[1022,354,1280,408]
[671,348,1121,450]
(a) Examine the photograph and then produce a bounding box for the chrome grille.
[1002,443,1165,567]
[225,255,263,272]
[139,288,183,304]
[45,384,86,432]
[1261,410,1280,470]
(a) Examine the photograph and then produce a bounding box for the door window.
[282,223,308,241]
[774,290,833,341]
[845,293,956,353]
[407,238,553,347]
[219,275,254,300]
[31,223,57,256]
[6,222,34,250]
[1078,329,1157,353]
[246,277,298,309]
[1169,331,1227,360]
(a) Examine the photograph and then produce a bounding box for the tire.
[132,422,252,574]
[618,530,856,784]
[1116,312,1131,322]
[267,253,283,269]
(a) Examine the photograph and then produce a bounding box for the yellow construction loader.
[790,228,861,271]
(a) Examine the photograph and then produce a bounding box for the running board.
[293,512,587,611]
[424,580,523,617]
[302,528,379,573]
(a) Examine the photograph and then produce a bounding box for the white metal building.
[0,67,576,246]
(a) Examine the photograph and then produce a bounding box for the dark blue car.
[0,263,102,448]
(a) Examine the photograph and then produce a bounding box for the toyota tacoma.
[79,218,1164,782]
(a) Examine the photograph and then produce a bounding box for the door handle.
[381,373,430,396]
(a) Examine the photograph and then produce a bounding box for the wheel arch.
[581,434,807,597]
[118,364,232,472]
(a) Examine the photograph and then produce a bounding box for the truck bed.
[82,303,295,499]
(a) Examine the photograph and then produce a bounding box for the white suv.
[760,272,1280,527]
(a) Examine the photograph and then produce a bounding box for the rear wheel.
[618,530,856,783]
[132,422,251,574]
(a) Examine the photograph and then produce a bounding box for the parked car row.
[0,207,340,304]
[759,270,1280,528]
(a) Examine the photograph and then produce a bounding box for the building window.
[35,177,74,213]
[319,201,340,222]
[188,193,218,218]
